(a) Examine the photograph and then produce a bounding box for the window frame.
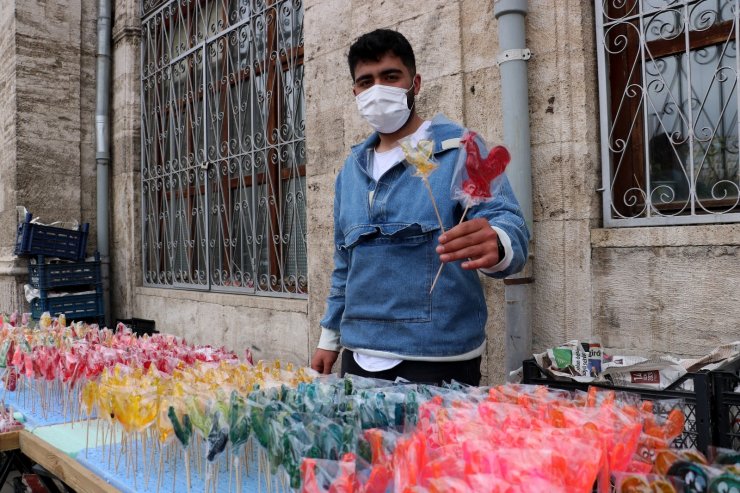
[596,0,740,227]
[140,0,307,297]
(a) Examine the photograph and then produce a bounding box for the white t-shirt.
[355,121,432,371]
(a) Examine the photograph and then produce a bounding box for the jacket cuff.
[479,226,513,274]
[317,327,341,352]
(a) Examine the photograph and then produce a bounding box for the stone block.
[111,171,142,315]
[527,0,594,58]
[0,275,26,316]
[304,48,352,115]
[112,35,142,175]
[306,171,336,351]
[592,245,740,357]
[350,0,451,37]
[305,108,347,178]
[134,289,310,365]
[562,219,593,342]
[417,72,465,125]
[397,2,463,80]
[531,219,566,352]
[461,67,503,144]
[113,0,141,33]
[460,0,498,73]
[483,277,506,385]
[530,141,600,222]
[304,0,353,58]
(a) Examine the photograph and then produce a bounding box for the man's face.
[352,53,421,100]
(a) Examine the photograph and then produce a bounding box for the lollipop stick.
[430,204,471,293]
[156,445,164,493]
[172,447,177,493]
[422,177,445,234]
[185,449,191,493]
[85,417,90,457]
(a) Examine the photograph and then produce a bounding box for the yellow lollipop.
[400,138,445,233]
[401,139,437,177]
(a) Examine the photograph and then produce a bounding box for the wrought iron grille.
[596,0,740,226]
[141,0,307,297]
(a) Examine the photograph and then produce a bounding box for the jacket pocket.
[343,229,436,323]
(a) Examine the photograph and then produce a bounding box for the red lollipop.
[431,132,511,293]
[458,131,511,205]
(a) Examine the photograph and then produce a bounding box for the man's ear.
[413,73,422,95]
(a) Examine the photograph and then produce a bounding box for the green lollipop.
[667,460,709,493]
[185,396,213,437]
[708,473,740,493]
[206,411,228,462]
[228,391,251,450]
[372,393,389,428]
[168,406,193,447]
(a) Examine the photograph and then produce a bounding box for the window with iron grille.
[596,0,740,226]
[140,0,307,297]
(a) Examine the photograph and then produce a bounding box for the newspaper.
[531,340,740,391]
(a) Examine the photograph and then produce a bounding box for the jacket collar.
[349,113,464,173]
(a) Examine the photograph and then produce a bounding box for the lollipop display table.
[0,431,19,452]
[18,429,118,493]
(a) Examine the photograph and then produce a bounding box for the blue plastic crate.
[15,212,89,261]
[31,291,104,324]
[29,253,101,290]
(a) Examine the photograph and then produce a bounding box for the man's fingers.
[460,254,497,270]
[439,244,487,263]
[437,231,490,256]
[438,218,490,243]
[311,350,338,374]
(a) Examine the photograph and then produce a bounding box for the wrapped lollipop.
[431,131,511,292]
[400,138,445,233]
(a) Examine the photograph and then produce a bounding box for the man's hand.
[436,218,500,269]
[311,348,339,374]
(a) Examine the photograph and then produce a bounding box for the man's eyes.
[355,74,401,89]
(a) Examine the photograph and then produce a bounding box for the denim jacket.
[320,114,530,358]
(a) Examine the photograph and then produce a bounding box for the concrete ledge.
[591,223,740,248]
[135,286,308,313]
[0,256,27,276]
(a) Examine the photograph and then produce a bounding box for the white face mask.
[355,83,414,134]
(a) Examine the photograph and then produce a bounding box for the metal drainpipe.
[96,0,112,327]
[494,0,535,378]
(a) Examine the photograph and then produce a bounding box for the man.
[310,29,529,386]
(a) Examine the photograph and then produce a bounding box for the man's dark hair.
[347,29,416,80]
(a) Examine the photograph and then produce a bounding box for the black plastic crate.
[28,253,101,290]
[15,212,89,261]
[31,290,104,325]
[116,318,157,336]
[711,357,740,450]
[522,359,712,453]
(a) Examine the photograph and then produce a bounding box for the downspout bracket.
[496,48,532,66]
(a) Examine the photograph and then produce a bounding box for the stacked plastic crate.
[15,211,104,324]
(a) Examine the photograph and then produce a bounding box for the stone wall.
[592,224,740,357]
[0,0,97,316]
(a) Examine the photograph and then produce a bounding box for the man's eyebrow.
[355,68,403,81]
